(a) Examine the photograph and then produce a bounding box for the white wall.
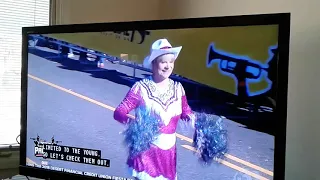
[53,0,320,179]
[53,0,160,24]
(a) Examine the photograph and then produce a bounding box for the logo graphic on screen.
[31,135,62,157]
[101,30,151,44]
[206,43,278,97]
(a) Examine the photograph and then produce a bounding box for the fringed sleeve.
[114,82,141,124]
[180,83,196,128]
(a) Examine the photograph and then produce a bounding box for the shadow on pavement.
[29,49,140,88]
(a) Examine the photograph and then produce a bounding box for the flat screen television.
[20,13,290,180]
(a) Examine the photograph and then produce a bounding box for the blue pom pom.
[123,106,161,157]
[193,112,228,164]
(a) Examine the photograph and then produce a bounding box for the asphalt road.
[26,48,274,180]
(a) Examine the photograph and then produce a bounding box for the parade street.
[26,49,274,180]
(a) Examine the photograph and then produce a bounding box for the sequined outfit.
[114,76,195,180]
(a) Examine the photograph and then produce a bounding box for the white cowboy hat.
[143,38,182,69]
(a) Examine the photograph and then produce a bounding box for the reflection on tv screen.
[26,25,278,180]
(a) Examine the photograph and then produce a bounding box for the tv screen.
[20,14,290,180]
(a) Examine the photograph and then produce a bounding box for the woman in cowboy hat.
[113,38,195,180]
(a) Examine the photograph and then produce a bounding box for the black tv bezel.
[20,13,290,180]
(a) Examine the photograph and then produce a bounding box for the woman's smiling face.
[152,54,175,80]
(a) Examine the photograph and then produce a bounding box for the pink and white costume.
[114,76,195,180]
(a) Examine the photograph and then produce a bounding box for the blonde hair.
[154,53,175,63]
